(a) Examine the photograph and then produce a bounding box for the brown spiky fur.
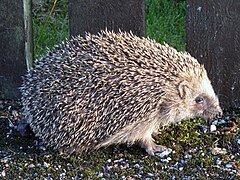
[21,30,222,155]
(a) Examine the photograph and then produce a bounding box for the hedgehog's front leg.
[140,136,167,156]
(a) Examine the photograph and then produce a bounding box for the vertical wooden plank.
[68,0,145,37]
[0,0,32,99]
[186,0,240,109]
[23,0,33,71]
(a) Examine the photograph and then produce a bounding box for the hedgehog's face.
[177,78,222,119]
[190,93,222,118]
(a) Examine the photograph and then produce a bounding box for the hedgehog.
[20,30,222,156]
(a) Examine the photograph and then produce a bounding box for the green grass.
[146,0,186,51]
[32,0,69,57]
[32,0,186,57]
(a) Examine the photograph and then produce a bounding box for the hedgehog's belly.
[96,113,161,152]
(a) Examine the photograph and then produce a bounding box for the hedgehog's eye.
[195,96,204,104]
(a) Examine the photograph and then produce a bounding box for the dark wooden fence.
[0,0,239,109]
[0,0,32,99]
[69,0,145,37]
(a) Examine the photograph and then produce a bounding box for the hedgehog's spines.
[21,30,222,155]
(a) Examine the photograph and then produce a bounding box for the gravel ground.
[0,99,240,179]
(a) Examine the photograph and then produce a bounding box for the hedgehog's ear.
[178,80,190,99]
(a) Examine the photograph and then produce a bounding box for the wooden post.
[186,0,240,109]
[24,0,34,71]
[68,0,145,37]
[0,0,33,99]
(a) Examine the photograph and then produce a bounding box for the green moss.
[156,118,215,159]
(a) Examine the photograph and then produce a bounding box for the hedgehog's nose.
[215,106,223,118]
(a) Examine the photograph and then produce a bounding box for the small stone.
[156,148,172,158]
[114,158,124,163]
[182,176,191,180]
[179,167,184,171]
[133,164,140,168]
[226,163,232,169]
[181,159,186,165]
[8,118,15,128]
[59,173,66,178]
[236,139,240,145]
[44,177,53,180]
[1,157,10,163]
[184,153,192,159]
[107,159,111,163]
[1,170,6,177]
[201,126,208,133]
[219,119,226,124]
[106,165,113,170]
[161,159,169,163]
[28,164,35,168]
[211,120,218,125]
[173,162,179,168]
[11,110,19,118]
[232,170,237,173]
[216,159,222,165]
[147,173,155,177]
[192,168,197,173]
[161,157,172,163]
[39,146,46,151]
[43,162,50,168]
[211,147,227,155]
[225,116,230,120]
[97,172,103,177]
[210,125,217,132]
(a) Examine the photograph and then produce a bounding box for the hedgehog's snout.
[210,97,223,119]
[215,106,223,118]
[203,104,222,119]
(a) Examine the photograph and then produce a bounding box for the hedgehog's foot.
[151,130,160,139]
[140,139,167,156]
